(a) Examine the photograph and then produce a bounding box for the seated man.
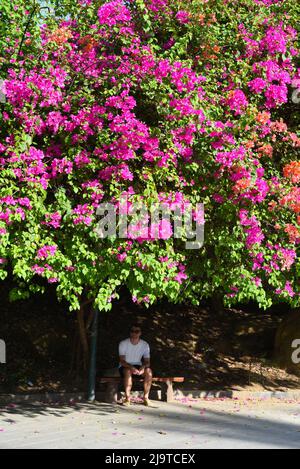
[119,323,153,406]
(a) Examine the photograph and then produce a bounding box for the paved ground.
[0,397,300,449]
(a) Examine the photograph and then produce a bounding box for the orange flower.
[47,27,72,45]
[283,161,300,184]
[202,50,217,60]
[268,201,277,211]
[244,140,255,149]
[270,119,288,133]
[233,178,252,193]
[256,111,271,125]
[279,187,300,213]
[285,224,300,243]
[198,14,205,25]
[78,35,97,52]
[292,202,300,214]
[257,144,273,158]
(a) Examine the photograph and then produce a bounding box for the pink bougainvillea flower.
[37,245,57,260]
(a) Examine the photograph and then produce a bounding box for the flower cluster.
[0,0,299,310]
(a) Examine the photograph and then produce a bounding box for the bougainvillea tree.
[0,0,299,328]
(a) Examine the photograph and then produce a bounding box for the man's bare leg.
[143,368,153,402]
[123,368,133,403]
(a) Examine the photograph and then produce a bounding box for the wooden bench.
[98,376,184,403]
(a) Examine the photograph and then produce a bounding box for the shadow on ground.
[0,402,117,419]
[119,402,300,449]
[0,400,299,449]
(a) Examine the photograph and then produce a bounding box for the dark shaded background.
[0,279,298,393]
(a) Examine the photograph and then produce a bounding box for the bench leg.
[106,383,119,404]
[161,380,174,403]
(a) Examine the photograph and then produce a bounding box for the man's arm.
[119,355,139,373]
[138,357,150,375]
[139,342,151,375]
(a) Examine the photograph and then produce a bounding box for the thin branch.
[17,2,38,59]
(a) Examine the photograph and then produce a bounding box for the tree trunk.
[69,298,94,383]
[77,305,89,372]
[211,293,225,314]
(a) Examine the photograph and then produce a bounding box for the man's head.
[130,323,142,341]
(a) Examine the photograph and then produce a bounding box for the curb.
[1,389,300,405]
[174,389,300,400]
[0,390,162,405]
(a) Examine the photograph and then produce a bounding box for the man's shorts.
[119,365,142,378]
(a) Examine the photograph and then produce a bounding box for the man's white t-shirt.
[119,339,150,366]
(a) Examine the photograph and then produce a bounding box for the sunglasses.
[130,329,141,333]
